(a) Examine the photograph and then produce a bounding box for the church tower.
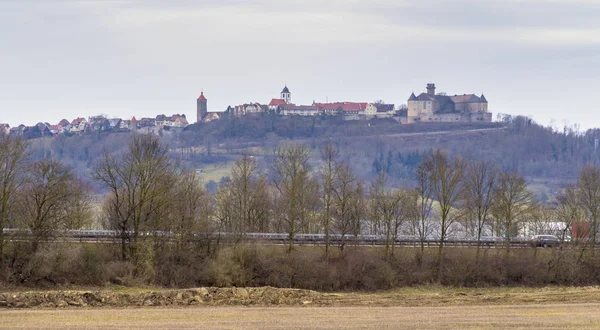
[281,86,291,104]
[197,92,207,123]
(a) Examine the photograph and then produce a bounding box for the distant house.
[48,125,62,135]
[155,114,169,127]
[88,116,110,132]
[365,103,395,118]
[70,117,87,133]
[233,103,264,116]
[35,122,51,136]
[137,117,156,128]
[0,123,10,135]
[107,118,122,130]
[204,112,221,122]
[279,104,319,116]
[9,127,20,136]
[314,102,367,119]
[169,114,189,127]
[120,119,132,130]
[57,119,72,133]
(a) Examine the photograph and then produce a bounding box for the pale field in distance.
[2,304,600,329]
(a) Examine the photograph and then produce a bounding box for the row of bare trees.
[0,134,92,271]
[93,135,213,266]
[211,142,541,261]
[7,133,600,272]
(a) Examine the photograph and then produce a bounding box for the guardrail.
[1,228,549,248]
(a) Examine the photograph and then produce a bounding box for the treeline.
[4,132,600,288]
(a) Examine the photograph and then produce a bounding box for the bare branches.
[463,160,498,254]
[93,134,177,261]
[16,159,90,252]
[492,170,535,252]
[271,144,317,252]
[0,135,28,264]
[215,153,270,239]
[423,151,466,261]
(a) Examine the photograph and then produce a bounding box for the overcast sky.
[1,0,599,130]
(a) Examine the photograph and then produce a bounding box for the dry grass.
[1,304,600,329]
[197,162,234,182]
[320,286,600,307]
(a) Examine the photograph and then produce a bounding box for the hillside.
[28,114,599,198]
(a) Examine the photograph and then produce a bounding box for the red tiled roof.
[269,98,287,106]
[198,92,207,101]
[71,117,86,125]
[58,119,70,126]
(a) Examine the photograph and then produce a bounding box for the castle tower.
[197,92,207,123]
[131,116,137,132]
[426,83,436,96]
[281,86,291,104]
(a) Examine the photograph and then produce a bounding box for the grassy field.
[197,161,234,182]
[2,304,599,329]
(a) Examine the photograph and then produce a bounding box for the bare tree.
[425,151,466,264]
[577,165,600,245]
[554,185,582,244]
[370,171,406,259]
[170,170,214,255]
[271,144,316,252]
[320,141,338,259]
[215,153,270,241]
[332,162,359,253]
[492,170,536,253]
[93,134,177,261]
[411,161,435,257]
[16,159,90,253]
[463,160,497,257]
[0,134,28,265]
[350,182,365,248]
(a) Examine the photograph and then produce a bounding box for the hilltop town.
[0,83,491,138]
[198,83,491,124]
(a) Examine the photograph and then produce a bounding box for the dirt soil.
[2,304,600,329]
[2,286,600,309]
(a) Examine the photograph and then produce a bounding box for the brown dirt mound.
[0,287,322,309]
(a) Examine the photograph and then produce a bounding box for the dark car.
[531,235,561,248]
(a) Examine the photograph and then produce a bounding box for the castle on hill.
[406,83,491,123]
[196,83,492,124]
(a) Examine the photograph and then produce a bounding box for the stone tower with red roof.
[197,92,208,123]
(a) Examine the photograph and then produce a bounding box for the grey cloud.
[0,0,599,129]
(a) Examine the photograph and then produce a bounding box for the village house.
[313,102,368,120]
[279,104,319,116]
[88,116,110,132]
[0,123,10,135]
[169,114,189,127]
[364,103,395,118]
[70,117,87,133]
[57,119,72,133]
[107,118,122,130]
